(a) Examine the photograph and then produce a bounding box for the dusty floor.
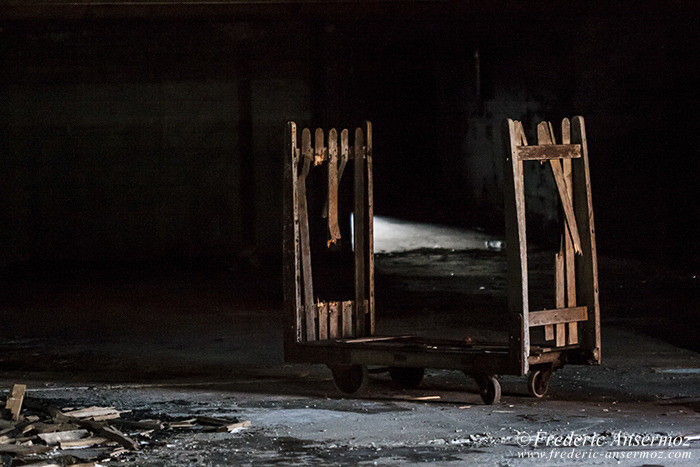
[1,218,698,465]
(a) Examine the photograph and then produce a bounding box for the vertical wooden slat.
[299,128,316,342]
[555,245,567,347]
[329,301,339,339]
[503,119,529,375]
[339,129,349,181]
[353,128,366,337]
[315,128,325,165]
[572,116,601,363]
[283,122,303,347]
[328,129,340,245]
[342,300,353,338]
[317,301,328,340]
[364,121,375,335]
[562,118,578,345]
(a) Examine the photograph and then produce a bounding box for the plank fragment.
[341,300,353,338]
[38,429,90,445]
[5,384,26,421]
[365,121,375,335]
[562,118,579,345]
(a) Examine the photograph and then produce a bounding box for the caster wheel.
[330,365,368,396]
[474,374,501,405]
[388,367,425,389]
[528,366,552,398]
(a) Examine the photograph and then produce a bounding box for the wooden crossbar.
[529,306,588,327]
[516,144,581,161]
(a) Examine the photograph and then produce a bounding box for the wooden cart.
[282,117,600,404]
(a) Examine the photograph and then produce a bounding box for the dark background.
[1,0,698,280]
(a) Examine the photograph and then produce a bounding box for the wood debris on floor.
[1,384,251,466]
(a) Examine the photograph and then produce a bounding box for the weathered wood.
[317,302,328,340]
[60,437,108,449]
[341,300,353,338]
[365,121,375,336]
[327,128,340,245]
[314,128,325,165]
[299,128,316,342]
[78,420,138,451]
[5,384,26,421]
[38,429,89,445]
[354,128,366,337]
[62,406,121,420]
[328,301,339,339]
[283,123,303,349]
[562,118,579,345]
[555,247,566,346]
[504,119,529,375]
[572,116,601,363]
[0,443,52,455]
[516,144,581,161]
[529,306,588,327]
[537,122,583,255]
[339,129,349,181]
[214,420,252,432]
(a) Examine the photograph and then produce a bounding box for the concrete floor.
[1,218,698,465]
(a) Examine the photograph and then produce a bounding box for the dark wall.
[1,3,698,272]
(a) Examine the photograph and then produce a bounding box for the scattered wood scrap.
[1,384,252,465]
[5,384,26,421]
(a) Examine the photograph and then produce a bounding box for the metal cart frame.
[282,117,600,403]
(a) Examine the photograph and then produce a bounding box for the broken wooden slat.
[299,128,316,342]
[353,128,366,337]
[62,406,121,420]
[529,306,588,327]
[555,244,567,346]
[60,437,109,449]
[504,119,530,374]
[341,300,353,338]
[365,121,375,336]
[214,420,251,433]
[0,443,52,455]
[5,384,26,421]
[38,429,89,445]
[562,118,579,345]
[196,416,241,426]
[327,128,341,245]
[516,144,581,161]
[328,301,339,339]
[78,420,138,451]
[317,301,328,340]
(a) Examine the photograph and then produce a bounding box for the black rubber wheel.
[330,365,368,396]
[388,367,425,389]
[528,367,552,398]
[474,374,501,405]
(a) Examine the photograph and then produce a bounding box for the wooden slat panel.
[299,128,316,342]
[572,116,601,363]
[516,144,582,161]
[353,128,366,337]
[504,119,530,375]
[327,128,340,245]
[529,306,588,327]
[341,300,353,338]
[328,301,339,339]
[562,118,579,345]
[365,121,375,336]
[317,302,328,340]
